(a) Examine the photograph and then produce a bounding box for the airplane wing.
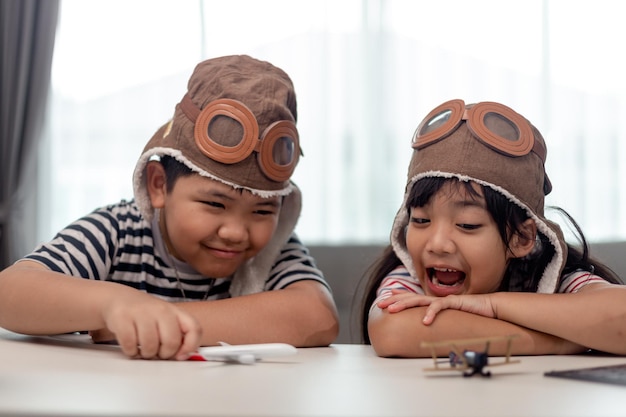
[421,334,520,349]
[421,335,520,373]
[191,342,297,364]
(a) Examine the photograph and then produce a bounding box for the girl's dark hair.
[158,155,194,191]
[359,177,622,344]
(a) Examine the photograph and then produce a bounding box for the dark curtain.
[0,0,59,268]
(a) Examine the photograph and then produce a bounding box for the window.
[41,0,626,246]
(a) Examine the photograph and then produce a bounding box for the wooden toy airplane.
[421,335,520,377]
[189,342,297,364]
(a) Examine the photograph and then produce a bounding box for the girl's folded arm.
[367,304,583,358]
[491,282,626,355]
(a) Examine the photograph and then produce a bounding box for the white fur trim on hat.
[132,147,296,223]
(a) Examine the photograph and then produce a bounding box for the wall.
[308,245,384,345]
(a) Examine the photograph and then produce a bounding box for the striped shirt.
[22,199,328,301]
[372,265,607,307]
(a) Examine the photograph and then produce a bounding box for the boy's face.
[155,172,281,278]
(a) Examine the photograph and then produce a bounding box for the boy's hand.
[377,289,496,325]
[89,328,116,343]
[98,292,202,360]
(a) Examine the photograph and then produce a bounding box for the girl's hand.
[377,289,497,325]
[100,291,202,360]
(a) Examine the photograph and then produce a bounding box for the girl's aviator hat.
[409,99,551,214]
[394,99,567,293]
[133,55,300,220]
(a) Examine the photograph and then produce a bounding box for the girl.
[361,99,626,358]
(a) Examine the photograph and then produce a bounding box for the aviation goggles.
[412,99,546,162]
[179,94,301,182]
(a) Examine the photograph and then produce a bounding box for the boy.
[0,55,339,360]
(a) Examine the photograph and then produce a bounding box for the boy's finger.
[156,316,186,359]
[174,314,202,360]
[113,324,141,358]
[135,320,160,359]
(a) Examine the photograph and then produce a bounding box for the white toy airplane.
[189,342,297,364]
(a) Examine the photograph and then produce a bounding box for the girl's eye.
[458,223,481,230]
[410,217,430,225]
[254,209,276,216]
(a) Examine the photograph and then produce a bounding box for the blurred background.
[32,0,626,249]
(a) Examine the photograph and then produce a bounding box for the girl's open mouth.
[427,267,466,296]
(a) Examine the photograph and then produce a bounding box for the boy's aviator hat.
[390,99,567,293]
[134,54,300,221]
[132,55,302,296]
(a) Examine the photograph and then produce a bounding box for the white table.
[1,328,625,416]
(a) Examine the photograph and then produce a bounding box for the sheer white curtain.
[39,0,626,252]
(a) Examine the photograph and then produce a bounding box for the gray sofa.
[309,241,626,344]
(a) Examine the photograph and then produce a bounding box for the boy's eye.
[202,200,225,209]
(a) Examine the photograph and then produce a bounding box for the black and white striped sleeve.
[264,234,330,291]
[21,205,127,280]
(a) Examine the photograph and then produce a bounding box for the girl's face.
[155,173,281,278]
[406,181,519,297]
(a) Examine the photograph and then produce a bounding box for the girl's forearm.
[368,306,579,358]
[491,285,626,354]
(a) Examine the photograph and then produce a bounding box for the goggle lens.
[420,109,453,137]
[482,111,520,143]
[273,136,295,166]
[207,115,244,147]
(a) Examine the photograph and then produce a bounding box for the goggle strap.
[179,93,201,123]
[530,127,547,163]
